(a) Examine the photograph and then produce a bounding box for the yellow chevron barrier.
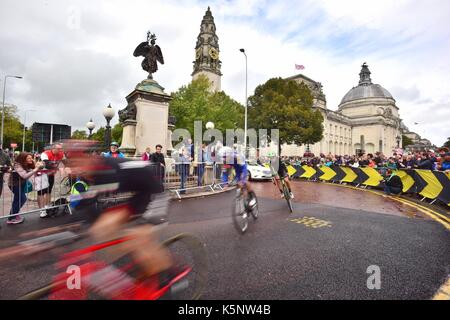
[359,167,384,187]
[300,165,317,179]
[396,170,415,193]
[340,166,358,183]
[319,166,336,181]
[415,169,444,200]
[287,165,297,177]
[291,164,449,205]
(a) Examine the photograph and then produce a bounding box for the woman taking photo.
[6,152,43,225]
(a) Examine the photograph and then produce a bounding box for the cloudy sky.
[1,0,449,146]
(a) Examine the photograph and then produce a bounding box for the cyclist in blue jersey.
[221,146,256,211]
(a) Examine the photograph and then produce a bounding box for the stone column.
[120,119,137,156]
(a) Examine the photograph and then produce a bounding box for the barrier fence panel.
[163,161,229,198]
[0,165,74,224]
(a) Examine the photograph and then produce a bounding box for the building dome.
[339,63,394,105]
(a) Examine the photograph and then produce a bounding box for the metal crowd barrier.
[0,166,74,223]
[0,158,251,225]
[164,161,231,199]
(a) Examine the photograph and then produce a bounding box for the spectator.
[141,147,151,161]
[385,157,397,170]
[103,142,125,158]
[7,153,43,224]
[41,143,65,196]
[383,169,403,196]
[367,154,376,168]
[0,148,12,198]
[438,153,450,172]
[150,144,166,189]
[31,165,51,218]
[196,143,207,186]
[417,153,433,170]
[177,145,191,194]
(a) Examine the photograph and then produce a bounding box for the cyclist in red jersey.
[63,140,185,297]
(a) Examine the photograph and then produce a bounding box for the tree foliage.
[169,75,244,135]
[443,137,450,149]
[89,123,122,146]
[402,134,414,147]
[3,105,23,146]
[71,130,88,140]
[248,78,324,149]
[111,123,123,145]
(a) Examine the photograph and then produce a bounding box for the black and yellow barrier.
[290,164,450,206]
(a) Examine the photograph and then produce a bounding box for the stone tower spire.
[192,7,222,92]
[358,62,372,86]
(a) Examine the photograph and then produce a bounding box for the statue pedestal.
[120,79,172,156]
[120,119,137,156]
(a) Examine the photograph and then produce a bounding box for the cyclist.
[270,154,294,199]
[221,145,257,211]
[62,140,187,298]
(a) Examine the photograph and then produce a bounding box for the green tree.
[111,123,123,145]
[402,134,414,147]
[443,137,450,149]
[248,78,324,151]
[169,75,244,135]
[71,129,88,140]
[2,105,26,150]
[90,126,106,143]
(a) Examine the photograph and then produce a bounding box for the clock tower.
[192,7,222,92]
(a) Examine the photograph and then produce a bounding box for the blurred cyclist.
[63,140,185,296]
[270,154,294,199]
[220,145,257,211]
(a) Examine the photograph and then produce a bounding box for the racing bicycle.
[231,182,259,234]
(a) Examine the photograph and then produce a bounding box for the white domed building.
[282,63,403,156]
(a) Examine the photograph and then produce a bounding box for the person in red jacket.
[142,147,151,161]
[40,143,65,195]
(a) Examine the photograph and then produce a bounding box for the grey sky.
[1,0,449,146]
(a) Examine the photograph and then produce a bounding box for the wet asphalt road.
[0,180,449,300]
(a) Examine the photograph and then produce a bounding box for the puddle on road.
[252,181,430,220]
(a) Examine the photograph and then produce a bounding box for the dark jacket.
[150,152,165,168]
[0,149,11,169]
[386,174,403,189]
[417,159,433,170]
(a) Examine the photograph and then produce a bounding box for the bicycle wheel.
[248,191,258,220]
[162,233,208,300]
[283,183,293,213]
[231,190,248,234]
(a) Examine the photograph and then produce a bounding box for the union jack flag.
[295,64,305,70]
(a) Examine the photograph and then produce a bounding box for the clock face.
[196,48,202,60]
[209,48,219,60]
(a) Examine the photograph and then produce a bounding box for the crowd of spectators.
[275,147,450,173]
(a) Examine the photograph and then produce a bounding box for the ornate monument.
[119,31,172,156]
[192,7,222,92]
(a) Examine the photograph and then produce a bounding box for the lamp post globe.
[206,122,215,130]
[102,104,115,148]
[86,119,95,138]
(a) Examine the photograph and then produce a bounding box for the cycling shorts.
[233,163,248,185]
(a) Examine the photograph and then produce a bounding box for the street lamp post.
[1,75,23,149]
[102,104,115,148]
[239,49,248,157]
[22,109,36,152]
[86,119,95,139]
